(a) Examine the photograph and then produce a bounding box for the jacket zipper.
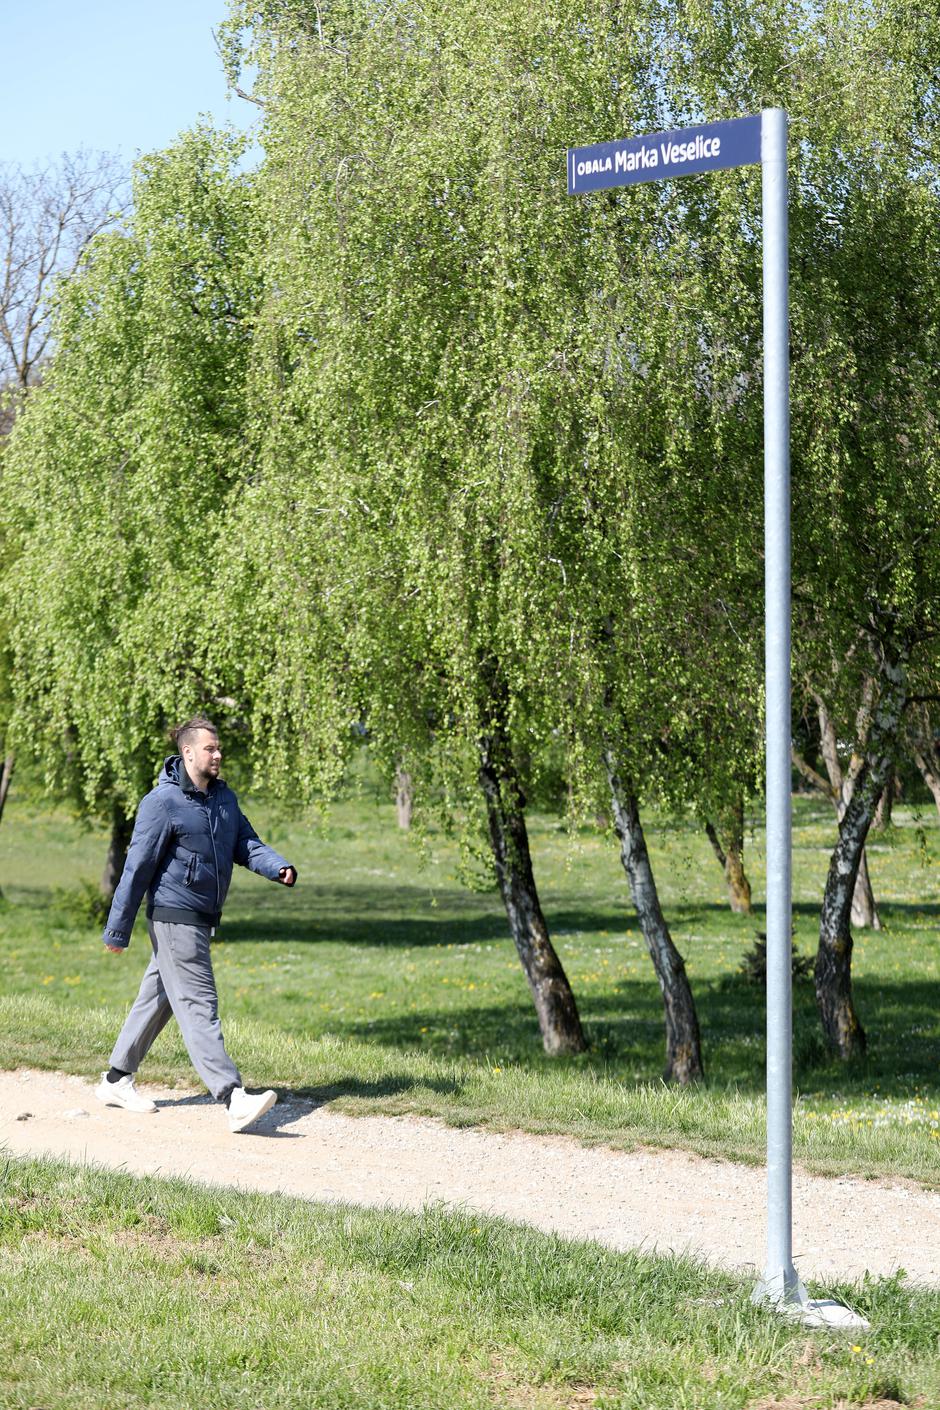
[206,792,221,914]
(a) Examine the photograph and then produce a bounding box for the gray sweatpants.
[110,920,241,1101]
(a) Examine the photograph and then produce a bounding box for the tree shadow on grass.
[686,973,940,1098]
[865,900,940,920]
[220,884,637,949]
[221,908,509,949]
[317,976,940,1101]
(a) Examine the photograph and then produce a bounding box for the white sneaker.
[227,1086,277,1133]
[94,1072,157,1114]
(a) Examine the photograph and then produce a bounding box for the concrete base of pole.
[790,1299,871,1331]
[753,1272,871,1330]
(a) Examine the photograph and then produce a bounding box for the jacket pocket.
[184,851,197,887]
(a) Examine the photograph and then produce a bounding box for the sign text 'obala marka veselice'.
[567,114,761,194]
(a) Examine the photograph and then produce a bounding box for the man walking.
[96,716,297,1132]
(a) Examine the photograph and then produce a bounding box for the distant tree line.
[1,0,938,1078]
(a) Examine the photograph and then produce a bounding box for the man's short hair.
[173,715,218,752]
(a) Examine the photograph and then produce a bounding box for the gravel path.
[2,1067,938,1289]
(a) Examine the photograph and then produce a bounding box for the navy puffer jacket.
[102,756,293,948]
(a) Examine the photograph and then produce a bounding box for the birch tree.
[0,152,126,864]
[2,129,258,903]
[667,0,940,1058]
[218,0,746,1071]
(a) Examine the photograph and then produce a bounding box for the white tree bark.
[814,688,881,930]
[604,748,704,1084]
[816,645,907,1058]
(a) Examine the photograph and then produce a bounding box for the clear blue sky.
[0,1,258,168]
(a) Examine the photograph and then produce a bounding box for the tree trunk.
[872,767,895,831]
[395,767,413,830]
[478,728,586,1057]
[705,798,752,914]
[0,751,14,828]
[911,723,940,822]
[705,820,726,869]
[869,768,897,923]
[0,752,12,900]
[605,749,704,1083]
[725,842,752,914]
[814,690,882,931]
[915,755,940,820]
[849,849,879,928]
[816,644,907,1059]
[100,800,134,908]
[849,846,880,930]
[817,799,869,1060]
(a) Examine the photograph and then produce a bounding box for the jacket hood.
[159,755,184,787]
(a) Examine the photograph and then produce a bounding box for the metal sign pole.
[566,106,868,1330]
[755,104,804,1309]
[754,108,868,1330]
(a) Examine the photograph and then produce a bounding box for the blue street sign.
[567,113,761,194]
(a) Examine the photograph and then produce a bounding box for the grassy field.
[1,791,939,1180]
[2,1153,938,1410]
[3,795,940,1409]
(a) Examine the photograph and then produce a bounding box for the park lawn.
[2,1153,938,1410]
[0,792,939,1181]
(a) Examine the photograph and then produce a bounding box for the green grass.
[2,1153,938,1410]
[1,793,939,1180]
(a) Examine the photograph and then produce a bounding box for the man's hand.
[105,944,125,953]
[279,866,297,887]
